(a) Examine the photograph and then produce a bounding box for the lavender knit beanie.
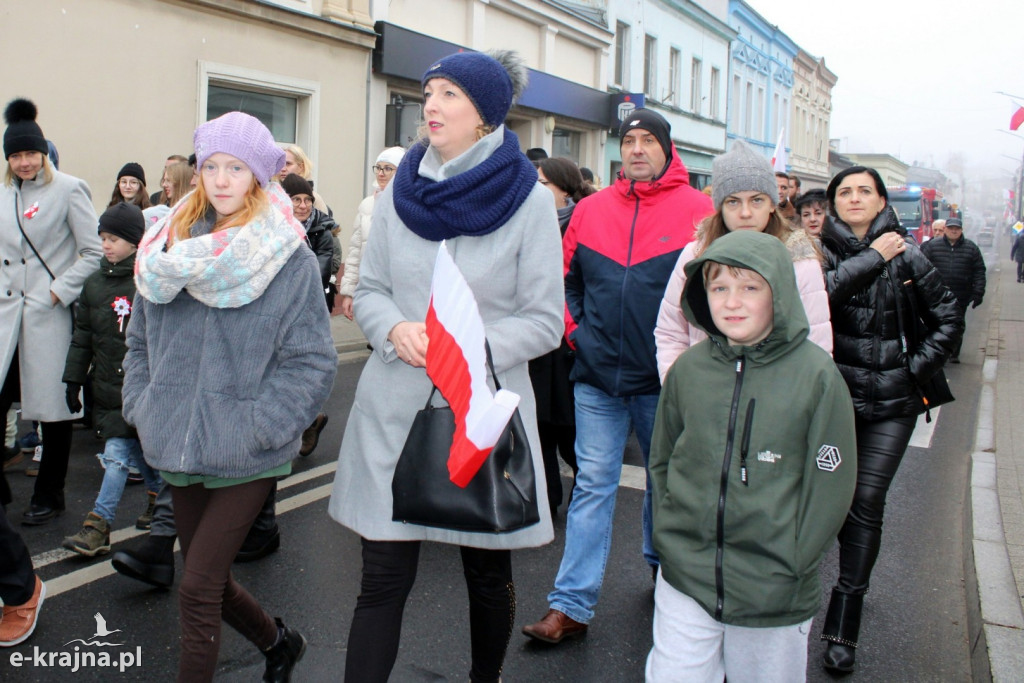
[193,112,285,187]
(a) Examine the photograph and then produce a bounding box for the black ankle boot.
[263,618,306,682]
[111,535,176,588]
[821,588,863,673]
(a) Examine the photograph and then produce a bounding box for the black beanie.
[98,202,145,246]
[3,98,48,159]
[117,162,146,186]
[281,173,314,198]
[618,108,673,161]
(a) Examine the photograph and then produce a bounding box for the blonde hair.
[281,144,313,180]
[4,153,53,187]
[169,175,267,243]
[162,162,194,206]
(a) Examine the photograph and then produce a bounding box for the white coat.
[0,168,101,420]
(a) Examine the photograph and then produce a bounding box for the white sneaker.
[31,445,42,462]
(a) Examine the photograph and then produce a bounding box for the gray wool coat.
[328,129,564,549]
[0,169,101,421]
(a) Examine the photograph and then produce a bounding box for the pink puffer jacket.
[654,227,832,383]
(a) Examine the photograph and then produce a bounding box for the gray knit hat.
[711,140,778,210]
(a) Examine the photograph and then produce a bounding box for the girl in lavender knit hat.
[123,111,337,682]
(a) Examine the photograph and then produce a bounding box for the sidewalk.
[329,313,371,363]
[968,246,1024,681]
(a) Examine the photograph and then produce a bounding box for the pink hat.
[193,112,285,187]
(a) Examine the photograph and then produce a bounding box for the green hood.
[681,230,809,362]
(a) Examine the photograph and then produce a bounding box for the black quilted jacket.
[920,236,986,308]
[820,208,963,420]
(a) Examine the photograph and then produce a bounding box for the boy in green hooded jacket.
[647,230,857,681]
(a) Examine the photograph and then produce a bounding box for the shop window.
[552,128,581,163]
[198,62,320,153]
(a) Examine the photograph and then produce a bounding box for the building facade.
[845,153,910,189]
[2,0,376,254]
[725,0,796,163]
[789,49,837,190]
[366,0,613,187]
[605,0,734,187]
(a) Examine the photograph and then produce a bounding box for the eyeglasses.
[119,178,141,188]
[372,165,397,175]
[291,197,314,206]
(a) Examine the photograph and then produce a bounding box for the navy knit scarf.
[392,128,537,242]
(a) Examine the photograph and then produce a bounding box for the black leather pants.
[835,415,917,595]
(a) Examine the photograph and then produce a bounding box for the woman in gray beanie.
[654,140,831,380]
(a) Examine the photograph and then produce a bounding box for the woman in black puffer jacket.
[818,166,962,673]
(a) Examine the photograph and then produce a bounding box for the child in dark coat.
[61,202,162,556]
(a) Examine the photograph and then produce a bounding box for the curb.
[966,267,1024,682]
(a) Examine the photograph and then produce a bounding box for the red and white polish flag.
[771,128,787,173]
[1011,102,1024,132]
[425,241,520,487]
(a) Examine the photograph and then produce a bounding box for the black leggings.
[0,347,74,509]
[835,415,917,594]
[345,539,513,683]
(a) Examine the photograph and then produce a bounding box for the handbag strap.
[13,192,56,281]
[421,340,503,409]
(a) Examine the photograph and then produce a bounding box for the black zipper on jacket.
[739,398,755,486]
[613,183,641,394]
[715,356,746,620]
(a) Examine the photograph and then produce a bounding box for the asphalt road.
[1,306,986,681]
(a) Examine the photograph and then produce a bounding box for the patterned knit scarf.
[135,183,305,308]
[392,128,537,241]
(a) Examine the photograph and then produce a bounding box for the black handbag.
[391,353,541,533]
[888,263,955,422]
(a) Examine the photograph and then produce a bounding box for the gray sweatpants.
[646,570,812,683]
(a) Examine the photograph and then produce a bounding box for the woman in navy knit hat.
[328,50,564,682]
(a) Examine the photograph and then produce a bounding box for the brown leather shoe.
[521,609,588,644]
[299,414,328,456]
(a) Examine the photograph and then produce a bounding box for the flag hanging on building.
[1012,102,1024,131]
[771,128,788,172]
[424,241,520,487]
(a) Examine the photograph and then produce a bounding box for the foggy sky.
[754,0,1023,178]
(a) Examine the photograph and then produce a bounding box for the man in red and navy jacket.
[522,108,713,644]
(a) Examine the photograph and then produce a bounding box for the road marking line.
[37,461,642,598]
[40,483,338,599]
[620,464,647,490]
[908,407,941,449]
[31,461,340,569]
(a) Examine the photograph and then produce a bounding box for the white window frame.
[710,67,721,120]
[668,48,681,108]
[197,61,321,166]
[690,58,702,114]
[257,0,313,14]
[644,34,657,97]
[614,22,630,88]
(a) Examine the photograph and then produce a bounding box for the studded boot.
[821,588,863,673]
